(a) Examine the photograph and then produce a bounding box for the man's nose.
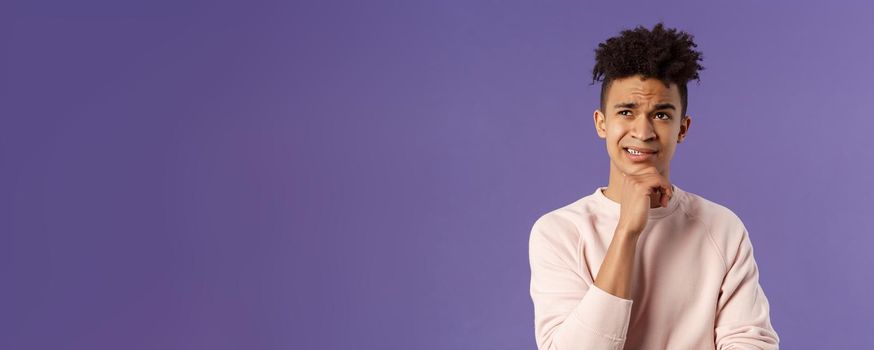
[632,116,656,141]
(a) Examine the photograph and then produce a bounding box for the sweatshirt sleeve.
[714,222,780,349]
[528,216,633,350]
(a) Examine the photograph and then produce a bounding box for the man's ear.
[594,109,607,139]
[678,115,691,143]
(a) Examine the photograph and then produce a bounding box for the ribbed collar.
[591,183,683,220]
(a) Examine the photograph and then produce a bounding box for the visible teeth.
[626,148,642,155]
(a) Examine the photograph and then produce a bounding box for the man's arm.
[713,223,780,349]
[529,218,635,350]
[529,168,671,349]
[594,227,639,299]
[596,167,673,299]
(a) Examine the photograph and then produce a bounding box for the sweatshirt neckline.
[591,183,683,220]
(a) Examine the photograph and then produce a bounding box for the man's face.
[593,75,691,177]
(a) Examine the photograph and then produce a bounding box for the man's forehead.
[607,78,680,105]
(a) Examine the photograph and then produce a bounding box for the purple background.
[2,1,873,349]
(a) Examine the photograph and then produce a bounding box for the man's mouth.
[623,147,658,155]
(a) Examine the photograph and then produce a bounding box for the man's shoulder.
[679,188,744,226]
[532,190,603,224]
[528,191,603,243]
[679,188,749,246]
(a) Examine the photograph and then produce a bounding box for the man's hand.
[617,166,674,236]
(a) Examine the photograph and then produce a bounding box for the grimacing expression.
[593,75,691,176]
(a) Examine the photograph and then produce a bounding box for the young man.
[528,23,779,349]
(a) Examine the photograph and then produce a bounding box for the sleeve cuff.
[571,284,634,340]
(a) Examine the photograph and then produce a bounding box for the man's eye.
[655,112,671,120]
[618,110,632,116]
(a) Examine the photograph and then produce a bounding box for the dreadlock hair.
[591,22,704,118]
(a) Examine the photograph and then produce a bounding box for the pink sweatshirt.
[528,184,779,349]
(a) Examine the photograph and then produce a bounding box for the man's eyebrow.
[613,102,677,111]
[654,103,677,111]
[613,102,638,109]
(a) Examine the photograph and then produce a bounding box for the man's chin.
[622,163,663,176]
[610,158,665,176]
